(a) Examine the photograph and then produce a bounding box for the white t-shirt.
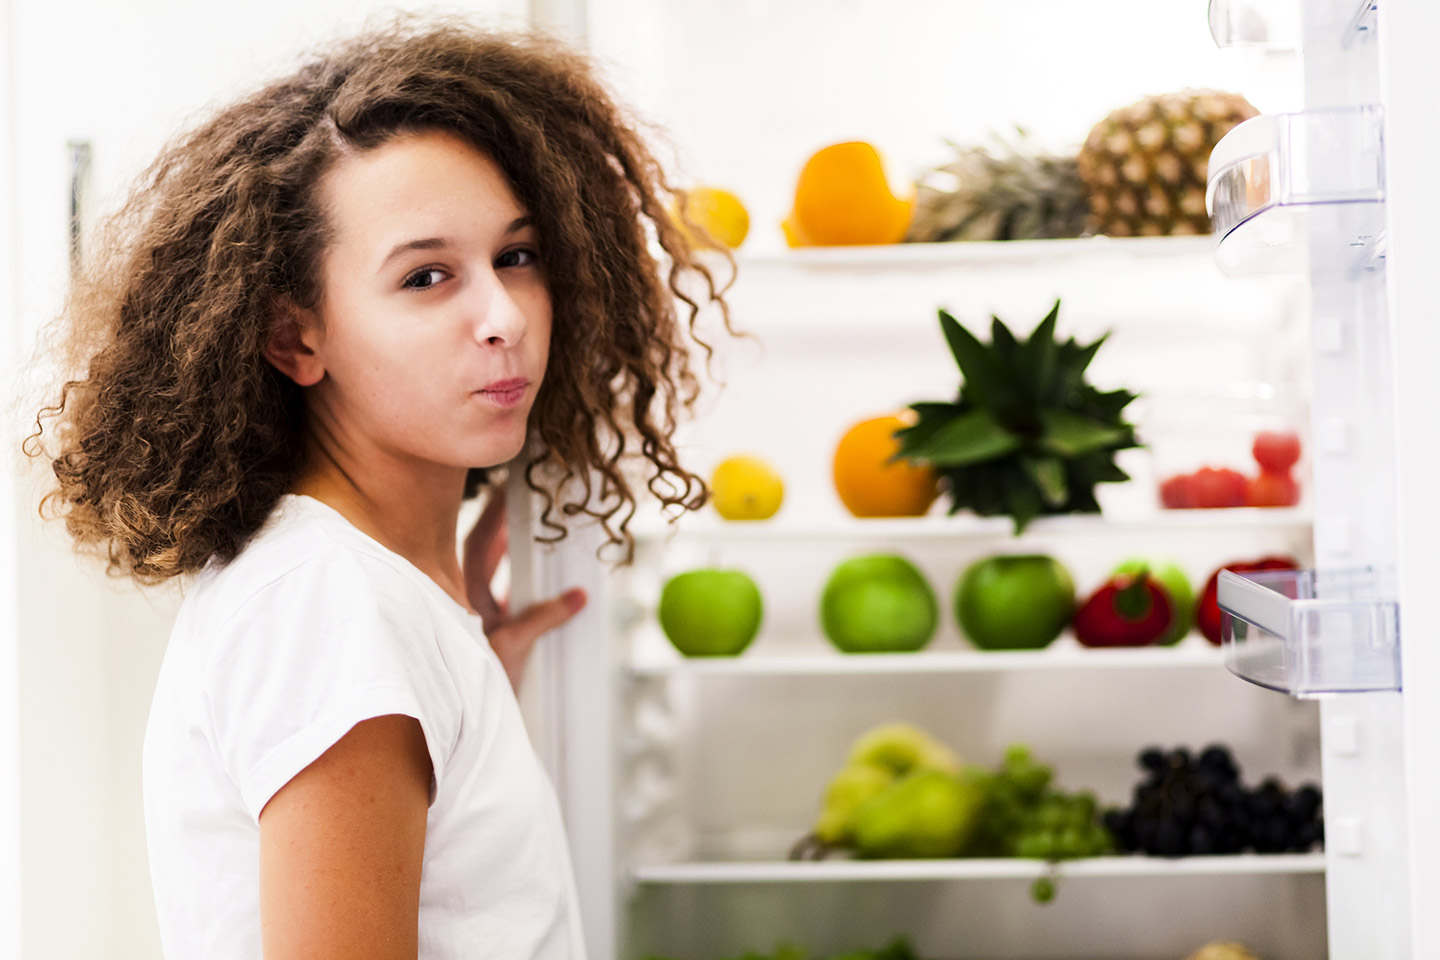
[142,493,586,960]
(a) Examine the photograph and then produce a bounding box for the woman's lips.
[475,378,529,409]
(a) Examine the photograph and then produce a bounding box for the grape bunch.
[1103,745,1323,857]
[968,746,1115,861]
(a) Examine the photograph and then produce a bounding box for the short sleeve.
[201,546,463,825]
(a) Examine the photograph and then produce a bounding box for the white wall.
[4,3,526,959]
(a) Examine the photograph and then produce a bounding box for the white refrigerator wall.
[2,3,526,959]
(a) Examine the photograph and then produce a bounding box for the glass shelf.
[1206,105,1386,276]
[1217,566,1400,697]
[633,853,1326,884]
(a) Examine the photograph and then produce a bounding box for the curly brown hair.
[21,11,737,586]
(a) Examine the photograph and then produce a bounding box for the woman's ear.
[263,296,325,387]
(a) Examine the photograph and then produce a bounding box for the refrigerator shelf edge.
[631,507,1312,543]
[629,636,1227,677]
[1217,566,1400,696]
[631,853,1325,885]
[696,234,1216,272]
[1205,105,1385,277]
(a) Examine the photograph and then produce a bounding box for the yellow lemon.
[710,455,785,521]
[670,186,750,249]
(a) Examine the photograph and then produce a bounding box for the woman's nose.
[469,274,527,347]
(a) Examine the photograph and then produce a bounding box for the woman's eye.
[402,267,447,291]
[497,248,539,269]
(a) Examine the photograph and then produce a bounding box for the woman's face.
[289,127,551,481]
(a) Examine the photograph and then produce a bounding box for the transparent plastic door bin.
[1217,566,1399,696]
[1207,0,1299,48]
[1206,105,1385,275]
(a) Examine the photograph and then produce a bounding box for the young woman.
[24,13,732,959]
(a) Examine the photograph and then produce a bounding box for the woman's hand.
[462,486,586,693]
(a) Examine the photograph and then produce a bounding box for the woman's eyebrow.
[377,216,534,272]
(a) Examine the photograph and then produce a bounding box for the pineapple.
[1077,89,1258,237]
[905,129,1090,243]
[895,300,1139,535]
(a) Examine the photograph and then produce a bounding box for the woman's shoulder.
[184,494,438,632]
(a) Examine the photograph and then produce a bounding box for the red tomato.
[1190,467,1248,508]
[1159,474,1195,509]
[1246,469,1300,508]
[1253,431,1302,473]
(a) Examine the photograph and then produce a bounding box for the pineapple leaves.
[1038,410,1131,458]
[899,408,1020,466]
[939,310,1005,408]
[1021,456,1069,508]
[916,299,1141,535]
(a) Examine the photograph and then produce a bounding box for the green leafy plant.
[895,299,1140,534]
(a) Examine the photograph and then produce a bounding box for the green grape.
[1013,833,1050,859]
[1004,744,1034,768]
[1031,876,1056,904]
[1071,790,1097,822]
[1055,826,1088,859]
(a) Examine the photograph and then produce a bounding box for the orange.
[786,142,914,247]
[833,415,940,517]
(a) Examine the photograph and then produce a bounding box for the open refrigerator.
[503,1,1440,957]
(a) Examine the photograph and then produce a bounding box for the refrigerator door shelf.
[1206,105,1385,276]
[1217,566,1400,697]
[1208,0,1300,49]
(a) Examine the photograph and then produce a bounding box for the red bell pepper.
[1074,569,1174,648]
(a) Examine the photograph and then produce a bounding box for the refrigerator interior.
[496,1,1440,958]
[511,242,1331,960]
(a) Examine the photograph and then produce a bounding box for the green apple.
[820,554,938,653]
[658,568,763,656]
[955,554,1075,650]
[1114,557,1195,645]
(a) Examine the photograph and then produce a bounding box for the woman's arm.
[258,714,432,960]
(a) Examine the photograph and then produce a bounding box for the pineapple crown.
[895,299,1141,533]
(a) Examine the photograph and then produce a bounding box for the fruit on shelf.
[657,569,764,656]
[709,454,785,521]
[820,554,939,653]
[668,185,750,250]
[814,724,959,847]
[964,744,1116,904]
[814,762,895,847]
[904,128,1089,243]
[796,723,978,861]
[1103,744,1323,857]
[833,415,941,517]
[1077,89,1259,237]
[1195,556,1300,645]
[1189,467,1249,508]
[1253,431,1302,473]
[1113,558,1194,645]
[894,299,1140,534]
[784,142,915,246]
[848,722,961,776]
[1073,569,1175,647]
[1185,943,1261,960]
[1159,430,1303,509]
[852,768,986,859]
[955,554,1075,650]
[1245,469,1300,508]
